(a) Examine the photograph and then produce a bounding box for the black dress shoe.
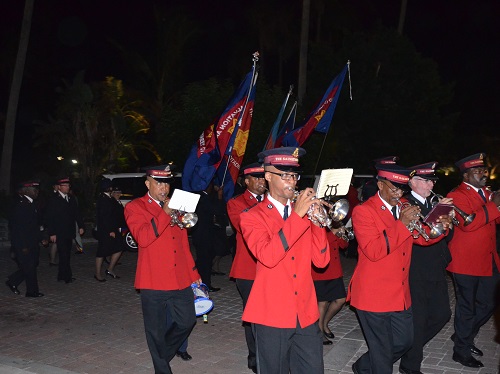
[399,365,423,374]
[94,275,107,282]
[352,362,360,374]
[65,277,76,284]
[469,344,483,356]
[452,352,484,368]
[322,338,333,345]
[324,331,335,339]
[25,292,44,297]
[450,333,483,356]
[176,351,192,361]
[248,365,257,373]
[5,281,20,295]
[105,270,120,279]
[49,262,58,266]
[208,286,220,292]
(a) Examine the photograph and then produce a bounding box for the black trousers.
[254,320,323,374]
[193,239,215,288]
[236,278,256,367]
[354,308,413,374]
[451,261,500,357]
[400,279,451,371]
[140,287,196,374]
[8,245,40,294]
[57,238,73,282]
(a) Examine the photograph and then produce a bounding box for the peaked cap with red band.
[258,147,306,172]
[146,165,174,181]
[376,163,412,189]
[455,153,486,172]
[241,162,265,177]
[409,161,439,180]
[55,177,70,185]
[373,156,399,165]
[18,181,40,189]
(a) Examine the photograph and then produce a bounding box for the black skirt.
[96,234,123,257]
[314,277,346,302]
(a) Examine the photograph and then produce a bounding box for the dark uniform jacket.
[9,195,41,250]
[45,192,83,240]
[405,193,452,281]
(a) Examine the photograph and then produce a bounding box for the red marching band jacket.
[228,189,259,280]
[446,183,500,276]
[347,194,447,312]
[124,194,200,291]
[312,230,348,281]
[240,196,330,328]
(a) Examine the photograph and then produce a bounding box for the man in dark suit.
[6,181,45,297]
[446,153,500,368]
[399,162,453,374]
[44,177,84,283]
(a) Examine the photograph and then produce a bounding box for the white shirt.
[267,194,291,219]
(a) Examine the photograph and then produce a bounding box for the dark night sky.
[1,0,500,173]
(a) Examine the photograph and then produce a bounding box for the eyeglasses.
[469,168,488,175]
[266,171,301,181]
[382,180,403,194]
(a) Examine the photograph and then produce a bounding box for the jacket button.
[293,274,296,278]
[291,257,295,260]
[402,267,405,271]
[295,291,297,295]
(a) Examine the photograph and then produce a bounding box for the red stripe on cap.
[415,168,434,174]
[244,167,264,175]
[148,170,172,178]
[264,155,299,166]
[378,170,409,183]
[463,159,484,169]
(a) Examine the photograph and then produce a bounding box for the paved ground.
[0,239,499,374]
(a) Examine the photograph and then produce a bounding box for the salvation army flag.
[263,87,293,151]
[275,101,297,148]
[183,61,258,193]
[281,64,348,147]
[216,75,258,201]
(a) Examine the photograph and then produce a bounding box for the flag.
[275,101,297,147]
[182,60,258,194]
[281,64,348,147]
[263,86,293,151]
[215,75,258,201]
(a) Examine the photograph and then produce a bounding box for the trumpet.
[293,189,350,230]
[429,190,475,226]
[331,221,355,241]
[396,198,430,241]
[170,210,198,229]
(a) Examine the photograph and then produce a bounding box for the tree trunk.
[297,0,310,106]
[397,0,408,35]
[0,0,34,194]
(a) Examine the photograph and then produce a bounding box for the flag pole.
[219,52,259,188]
[262,85,293,151]
[310,61,352,186]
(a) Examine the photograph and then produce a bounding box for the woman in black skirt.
[312,228,349,345]
[94,179,124,281]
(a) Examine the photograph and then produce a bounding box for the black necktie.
[256,195,262,202]
[391,206,398,220]
[283,205,289,221]
[478,189,486,202]
[159,201,164,208]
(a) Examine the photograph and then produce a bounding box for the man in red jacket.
[447,153,500,368]
[348,162,451,374]
[124,166,201,374]
[227,162,266,373]
[240,147,330,374]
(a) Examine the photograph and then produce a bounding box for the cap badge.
[292,148,299,158]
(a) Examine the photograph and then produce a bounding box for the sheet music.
[316,168,353,198]
[168,189,200,212]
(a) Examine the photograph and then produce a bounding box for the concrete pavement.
[0,239,499,374]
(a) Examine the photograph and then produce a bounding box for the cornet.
[170,210,198,229]
[429,190,475,226]
[396,198,430,241]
